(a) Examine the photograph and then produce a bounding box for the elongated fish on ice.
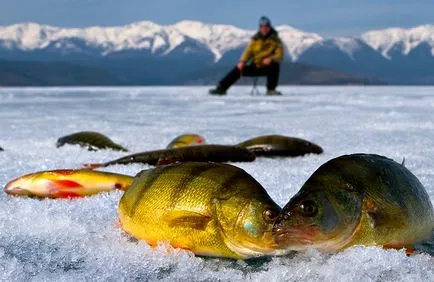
[4,169,133,198]
[118,162,287,259]
[237,135,323,157]
[273,154,434,253]
[57,131,128,152]
[166,134,206,149]
[84,145,256,169]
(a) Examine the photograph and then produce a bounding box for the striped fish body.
[86,145,256,168]
[4,169,133,198]
[56,131,128,152]
[166,134,206,149]
[237,135,323,157]
[119,162,285,259]
[273,154,434,253]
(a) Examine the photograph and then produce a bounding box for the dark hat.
[259,16,271,27]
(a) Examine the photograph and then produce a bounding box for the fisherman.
[209,16,284,96]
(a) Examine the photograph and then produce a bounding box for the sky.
[0,0,434,36]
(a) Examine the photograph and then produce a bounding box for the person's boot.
[266,89,282,96]
[209,86,227,96]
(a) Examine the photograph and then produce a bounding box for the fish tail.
[114,219,122,228]
[83,163,105,169]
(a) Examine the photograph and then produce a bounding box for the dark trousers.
[218,62,280,91]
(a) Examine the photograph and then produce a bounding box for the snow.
[173,20,252,62]
[326,37,362,60]
[0,86,433,281]
[275,25,323,61]
[0,21,186,55]
[0,22,57,50]
[152,35,167,54]
[362,25,434,59]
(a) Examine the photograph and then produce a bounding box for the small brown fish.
[56,131,128,152]
[237,135,323,157]
[84,145,256,169]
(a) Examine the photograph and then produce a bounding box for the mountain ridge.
[1,20,434,84]
[2,20,434,61]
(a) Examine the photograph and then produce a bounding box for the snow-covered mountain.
[1,20,434,83]
[173,21,324,61]
[0,21,188,55]
[0,20,326,61]
[275,25,323,60]
[361,25,434,59]
[172,21,251,62]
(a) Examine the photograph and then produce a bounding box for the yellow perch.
[119,162,287,259]
[237,135,323,157]
[56,131,128,152]
[273,154,434,253]
[84,145,256,169]
[166,134,206,149]
[4,169,133,198]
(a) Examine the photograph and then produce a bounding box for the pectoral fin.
[364,199,408,230]
[83,163,105,169]
[164,210,211,230]
[156,158,178,166]
[383,243,414,255]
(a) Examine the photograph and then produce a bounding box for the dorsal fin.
[401,157,406,167]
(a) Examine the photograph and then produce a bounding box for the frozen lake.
[0,86,433,281]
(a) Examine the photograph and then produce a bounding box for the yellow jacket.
[240,29,284,67]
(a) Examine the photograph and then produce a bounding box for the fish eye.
[300,200,318,217]
[263,209,278,223]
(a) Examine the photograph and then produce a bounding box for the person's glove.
[262,58,272,66]
[237,62,245,71]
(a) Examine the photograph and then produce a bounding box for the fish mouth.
[273,227,316,249]
[225,236,288,258]
[307,144,323,154]
[313,146,324,154]
[4,185,29,196]
[4,177,33,196]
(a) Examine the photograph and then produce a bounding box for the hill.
[0,60,377,86]
[0,60,124,86]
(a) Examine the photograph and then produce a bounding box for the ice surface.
[0,86,433,281]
